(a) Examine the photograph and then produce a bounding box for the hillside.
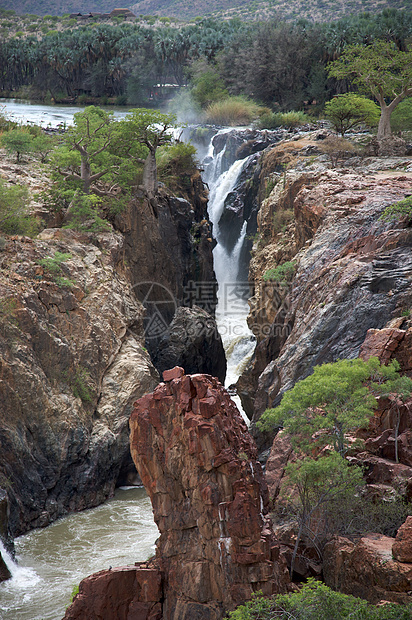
[0,0,409,20]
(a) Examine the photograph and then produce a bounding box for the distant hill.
[0,0,409,20]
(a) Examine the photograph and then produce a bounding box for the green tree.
[327,41,412,140]
[117,108,176,197]
[259,357,393,456]
[324,93,380,136]
[1,128,33,162]
[282,453,364,577]
[56,106,119,195]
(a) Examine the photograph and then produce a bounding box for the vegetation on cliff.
[228,580,412,619]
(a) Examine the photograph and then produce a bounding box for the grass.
[204,96,268,126]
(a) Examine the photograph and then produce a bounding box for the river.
[0,100,256,619]
[0,487,158,620]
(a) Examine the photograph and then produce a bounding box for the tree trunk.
[142,148,157,198]
[80,157,91,194]
[377,104,392,141]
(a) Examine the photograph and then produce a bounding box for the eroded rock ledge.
[64,368,290,620]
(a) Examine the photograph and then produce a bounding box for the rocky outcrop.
[63,563,163,620]
[129,368,289,619]
[239,142,412,434]
[323,533,412,604]
[64,368,290,619]
[0,229,159,536]
[114,185,226,380]
[392,516,412,562]
[152,306,227,384]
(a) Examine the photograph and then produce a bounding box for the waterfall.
[0,540,39,588]
[201,138,256,422]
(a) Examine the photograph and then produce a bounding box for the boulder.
[63,564,163,620]
[392,516,412,563]
[152,307,227,384]
[324,534,412,604]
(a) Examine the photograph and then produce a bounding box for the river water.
[0,487,158,620]
[0,101,256,618]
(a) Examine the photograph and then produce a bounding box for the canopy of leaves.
[259,357,401,455]
[327,41,412,106]
[324,93,380,136]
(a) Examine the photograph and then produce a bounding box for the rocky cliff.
[0,162,225,541]
[64,367,290,620]
[0,228,159,537]
[238,136,412,444]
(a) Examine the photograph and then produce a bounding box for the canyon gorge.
[1,113,412,618]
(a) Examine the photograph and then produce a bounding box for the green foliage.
[204,96,267,126]
[31,133,57,163]
[263,261,296,284]
[157,142,198,180]
[258,110,310,129]
[227,590,274,619]
[259,357,401,456]
[190,61,229,108]
[70,367,92,403]
[70,584,79,603]
[324,93,380,136]
[327,41,412,138]
[1,128,33,162]
[38,251,74,287]
[63,191,110,233]
[391,97,412,133]
[380,196,412,223]
[228,580,412,619]
[0,179,38,236]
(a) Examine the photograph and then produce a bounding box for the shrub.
[324,93,380,136]
[318,135,355,167]
[1,128,33,162]
[263,260,296,284]
[204,96,266,126]
[380,195,412,222]
[258,110,310,130]
[0,179,38,236]
[38,251,74,287]
[227,581,412,619]
[62,191,110,233]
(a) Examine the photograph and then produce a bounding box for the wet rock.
[323,534,412,604]
[152,306,226,384]
[0,552,11,583]
[129,370,290,618]
[392,516,412,562]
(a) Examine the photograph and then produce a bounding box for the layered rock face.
[239,141,412,436]
[114,184,227,381]
[128,368,289,619]
[0,229,159,536]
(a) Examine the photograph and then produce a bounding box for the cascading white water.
[202,143,257,421]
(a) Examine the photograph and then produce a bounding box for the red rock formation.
[323,533,412,604]
[63,564,163,620]
[392,516,412,563]
[130,368,289,619]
